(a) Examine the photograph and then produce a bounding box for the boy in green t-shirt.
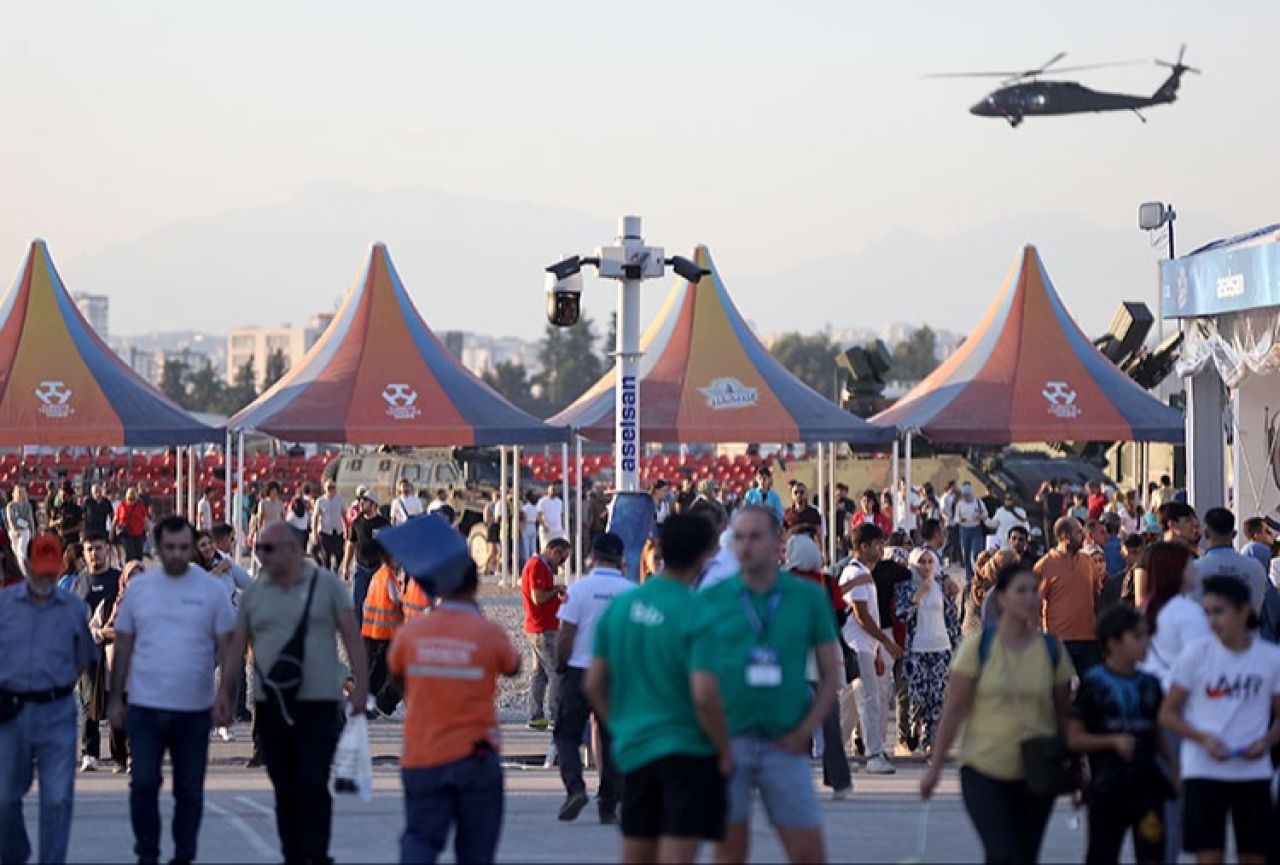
[586,514,731,865]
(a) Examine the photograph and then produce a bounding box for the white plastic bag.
[329,710,374,803]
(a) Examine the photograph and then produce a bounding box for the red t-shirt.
[521,555,560,634]
[115,500,148,537]
[1086,494,1108,521]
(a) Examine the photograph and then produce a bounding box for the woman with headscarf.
[786,533,852,799]
[895,548,961,755]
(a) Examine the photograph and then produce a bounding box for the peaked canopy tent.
[873,245,1184,444]
[229,242,566,582]
[230,242,566,446]
[550,245,896,445]
[550,244,894,565]
[0,240,218,446]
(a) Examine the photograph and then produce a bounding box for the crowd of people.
[2,462,1280,864]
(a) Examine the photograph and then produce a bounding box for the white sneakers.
[79,756,98,773]
[216,726,235,743]
[864,755,896,775]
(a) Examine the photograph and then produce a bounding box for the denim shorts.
[726,735,821,828]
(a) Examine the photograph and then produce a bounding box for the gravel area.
[478,576,536,717]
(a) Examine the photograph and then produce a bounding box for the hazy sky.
[2,1,1276,338]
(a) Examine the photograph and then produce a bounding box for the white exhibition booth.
[1164,225,1280,519]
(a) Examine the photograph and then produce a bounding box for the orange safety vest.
[400,579,431,621]
[362,565,403,640]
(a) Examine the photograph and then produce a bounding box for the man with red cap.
[0,534,94,864]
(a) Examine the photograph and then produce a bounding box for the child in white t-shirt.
[1158,575,1280,863]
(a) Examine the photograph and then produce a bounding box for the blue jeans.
[726,735,821,829]
[351,565,373,630]
[126,706,212,865]
[401,753,504,864]
[959,526,985,580]
[0,696,77,864]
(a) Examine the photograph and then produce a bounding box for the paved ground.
[30,721,1097,864]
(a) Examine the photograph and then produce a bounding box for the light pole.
[545,215,705,493]
[1137,200,1178,507]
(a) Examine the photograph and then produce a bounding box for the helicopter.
[930,45,1199,127]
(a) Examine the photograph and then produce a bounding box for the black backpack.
[255,570,319,726]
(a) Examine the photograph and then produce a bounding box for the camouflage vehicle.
[323,446,529,565]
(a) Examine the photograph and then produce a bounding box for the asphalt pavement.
[28,719,1098,863]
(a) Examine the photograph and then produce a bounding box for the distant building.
[226,313,332,388]
[73,292,109,338]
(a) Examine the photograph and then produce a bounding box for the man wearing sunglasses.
[216,521,367,865]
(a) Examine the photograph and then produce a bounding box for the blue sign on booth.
[1161,237,1280,319]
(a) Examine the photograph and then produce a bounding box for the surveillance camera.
[545,268,583,327]
[668,256,709,283]
[1138,202,1170,231]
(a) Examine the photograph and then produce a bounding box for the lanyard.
[740,589,782,643]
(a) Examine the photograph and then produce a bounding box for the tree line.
[159,348,289,416]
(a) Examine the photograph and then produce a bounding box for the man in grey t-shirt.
[109,516,236,865]
[216,521,368,865]
[1195,508,1268,614]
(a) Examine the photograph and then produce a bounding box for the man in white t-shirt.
[990,491,1030,548]
[520,493,540,564]
[896,479,922,537]
[390,479,425,526]
[553,533,635,822]
[537,484,567,547]
[108,516,236,865]
[952,483,990,580]
[196,487,214,533]
[841,522,901,774]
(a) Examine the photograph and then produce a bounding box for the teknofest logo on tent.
[699,377,759,411]
[382,383,421,421]
[34,381,74,419]
[1042,381,1080,419]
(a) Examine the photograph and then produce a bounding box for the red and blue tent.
[873,245,1183,444]
[550,245,894,445]
[230,242,566,445]
[0,240,217,446]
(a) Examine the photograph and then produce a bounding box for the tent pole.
[561,442,570,575]
[224,431,232,531]
[175,446,184,520]
[828,441,837,564]
[498,446,508,586]
[189,446,198,523]
[236,430,246,563]
[905,431,913,538]
[891,439,900,531]
[511,445,521,584]
[816,443,825,559]
[575,436,584,584]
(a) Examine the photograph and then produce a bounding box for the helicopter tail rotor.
[1156,44,1201,74]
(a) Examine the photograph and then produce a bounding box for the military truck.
[322,446,530,565]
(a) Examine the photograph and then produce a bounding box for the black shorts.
[621,754,726,841]
[1182,779,1272,855]
[486,524,501,543]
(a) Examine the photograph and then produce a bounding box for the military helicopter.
[930,45,1198,127]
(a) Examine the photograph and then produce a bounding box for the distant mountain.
[730,211,1230,338]
[70,184,1231,342]
[69,182,613,337]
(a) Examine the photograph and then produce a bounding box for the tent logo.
[1042,381,1079,419]
[34,381,74,419]
[699,377,758,411]
[382,383,421,421]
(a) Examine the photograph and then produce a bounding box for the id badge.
[745,646,782,688]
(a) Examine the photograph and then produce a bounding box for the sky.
[2,0,1277,341]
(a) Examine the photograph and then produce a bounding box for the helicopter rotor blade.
[1155,44,1200,74]
[1041,60,1147,74]
[923,71,1027,79]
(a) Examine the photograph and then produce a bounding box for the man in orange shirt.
[1034,516,1101,675]
[362,552,404,715]
[389,562,520,865]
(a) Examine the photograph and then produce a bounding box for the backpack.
[977,623,1060,669]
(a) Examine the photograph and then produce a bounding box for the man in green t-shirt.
[696,505,841,865]
[586,514,731,865]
